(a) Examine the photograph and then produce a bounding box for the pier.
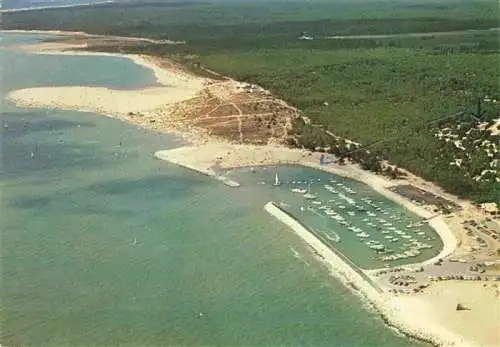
[264,201,382,294]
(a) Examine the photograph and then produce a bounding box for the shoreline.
[154,145,498,346]
[0,29,176,44]
[154,144,458,266]
[0,1,114,13]
[5,45,209,140]
[7,46,200,87]
[265,201,473,347]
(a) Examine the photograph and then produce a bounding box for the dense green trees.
[3,0,499,203]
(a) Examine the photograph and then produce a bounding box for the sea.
[1,33,429,346]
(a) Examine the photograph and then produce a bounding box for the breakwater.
[264,201,473,347]
[264,201,382,296]
[154,150,240,187]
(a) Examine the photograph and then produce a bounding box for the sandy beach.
[392,281,500,347]
[6,46,207,118]
[5,31,499,347]
[265,202,489,347]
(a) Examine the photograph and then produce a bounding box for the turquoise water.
[1,34,427,346]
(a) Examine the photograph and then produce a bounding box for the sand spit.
[8,84,201,116]
[0,29,89,36]
[265,202,477,347]
[6,48,207,117]
[154,149,240,187]
[0,29,177,44]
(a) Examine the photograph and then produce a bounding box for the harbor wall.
[264,201,382,296]
[264,201,470,347]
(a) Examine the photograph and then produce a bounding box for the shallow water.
[1,34,159,91]
[1,34,427,346]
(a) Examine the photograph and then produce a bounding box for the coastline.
[7,48,205,94]
[154,143,458,264]
[0,29,177,44]
[5,43,209,144]
[4,31,499,347]
[264,202,473,347]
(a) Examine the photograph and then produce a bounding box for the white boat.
[273,172,281,186]
[370,244,385,251]
[325,232,341,243]
[291,188,307,193]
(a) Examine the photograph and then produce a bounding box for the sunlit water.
[1,33,427,346]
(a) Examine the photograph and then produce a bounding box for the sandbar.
[6,43,207,118]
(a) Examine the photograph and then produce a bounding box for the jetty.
[264,201,381,293]
[264,201,474,347]
[154,150,240,187]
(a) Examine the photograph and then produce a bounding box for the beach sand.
[393,281,500,347]
[8,84,203,116]
[265,202,488,347]
[6,43,207,118]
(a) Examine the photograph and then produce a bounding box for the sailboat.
[273,171,281,186]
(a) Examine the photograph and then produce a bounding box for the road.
[325,27,499,40]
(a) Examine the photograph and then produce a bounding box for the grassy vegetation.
[3,0,499,204]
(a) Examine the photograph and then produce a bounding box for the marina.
[226,165,444,269]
